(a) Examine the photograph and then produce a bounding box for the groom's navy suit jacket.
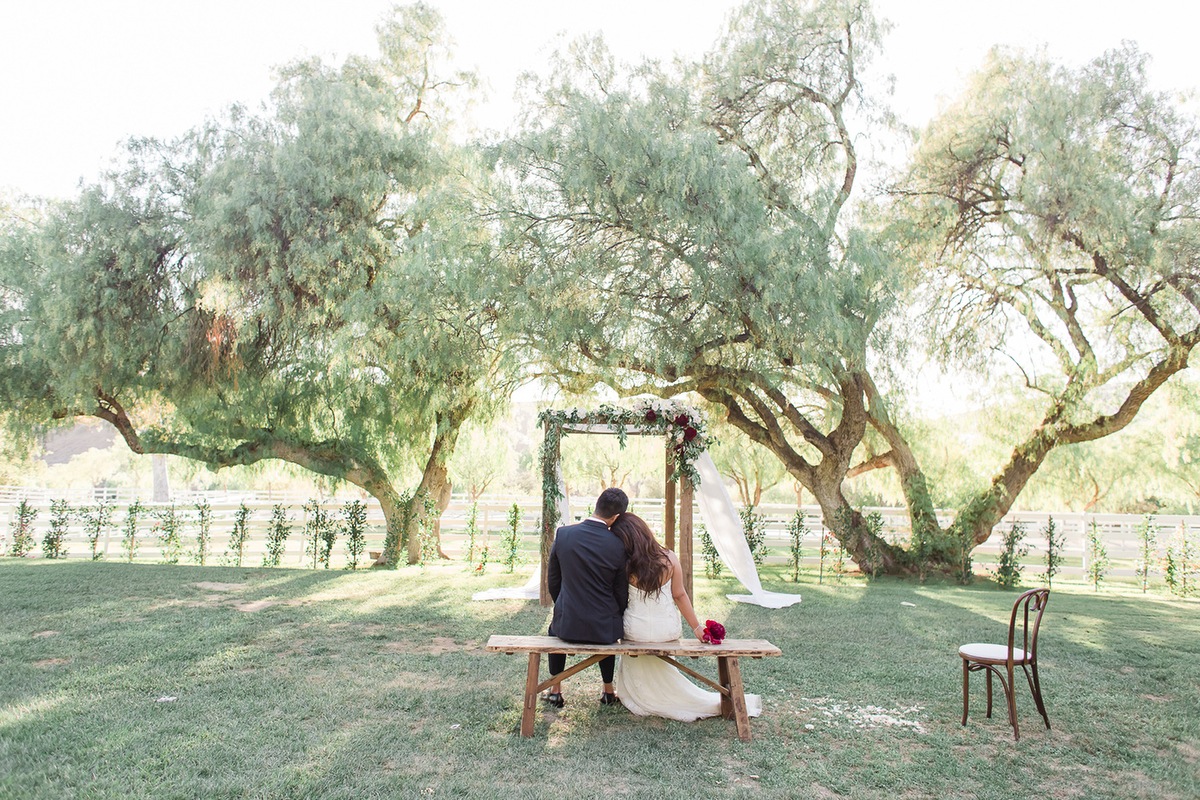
[547,518,628,644]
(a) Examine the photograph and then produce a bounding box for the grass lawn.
[1,560,1197,800]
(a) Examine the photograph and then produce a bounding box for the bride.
[609,512,762,721]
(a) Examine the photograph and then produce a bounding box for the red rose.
[674,414,690,427]
[702,620,726,644]
[645,410,657,422]
[683,426,698,441]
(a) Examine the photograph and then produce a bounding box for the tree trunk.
[151,454,171,503]
[699,369,912,576]
[806,459,910,576]
[381,406,467,566]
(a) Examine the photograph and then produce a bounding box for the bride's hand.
[691,623,706,640]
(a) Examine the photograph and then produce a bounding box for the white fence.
[0,486,1196,580]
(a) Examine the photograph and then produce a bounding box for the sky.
[2,0,1198,200]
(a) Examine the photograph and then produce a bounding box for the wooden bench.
[485,634,782,741]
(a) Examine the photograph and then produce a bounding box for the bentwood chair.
[959,587,1051,740]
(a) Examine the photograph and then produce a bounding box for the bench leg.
[521,652,540,737]
[724,657,751,742]
[718,657,734,720]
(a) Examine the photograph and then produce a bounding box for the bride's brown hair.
[611,513,672,592]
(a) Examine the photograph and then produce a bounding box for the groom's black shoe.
[542,692,565,708]
[599,692,621,706]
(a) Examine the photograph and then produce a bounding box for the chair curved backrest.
[1007,588,1050,666]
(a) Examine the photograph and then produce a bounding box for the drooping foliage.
[884,44,1200,548]
[0,4,516,565]
[499,0,912,571]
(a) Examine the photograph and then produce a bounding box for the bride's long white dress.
[615,579,763,721]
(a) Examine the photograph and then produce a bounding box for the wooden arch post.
[664,449,695,599]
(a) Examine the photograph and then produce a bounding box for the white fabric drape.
[694,452,802,608]
[470,570,540,601]
[475,452,800,608]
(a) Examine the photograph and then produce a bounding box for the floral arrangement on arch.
[538,399,712,532]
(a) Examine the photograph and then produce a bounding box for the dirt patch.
[31,630,58,638]
[385,636,472,655]
[231,600,277,613]
[1139,694,1172,702]
[149,598,212,611]
[33,658,71,667]
[1175,740,1199,763]
[192,582,247,592]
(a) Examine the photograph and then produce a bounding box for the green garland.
[538,399,711,534]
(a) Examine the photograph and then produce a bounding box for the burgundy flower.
[702,620,726,644]
[683,426,698,442]
[645,410,657,423]
[673,414,690,427]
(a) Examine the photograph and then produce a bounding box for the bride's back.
[623,577,682,642]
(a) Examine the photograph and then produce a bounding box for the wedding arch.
[538,400,709,606]
[529,399,802,609]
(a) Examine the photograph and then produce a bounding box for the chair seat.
[959,643,1030,664]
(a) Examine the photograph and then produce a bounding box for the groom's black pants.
[548,652,616,684]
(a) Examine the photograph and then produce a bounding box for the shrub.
[475,542,490,575]
[343,500,367,570]
[42,499,71,559]
[1135,514,1158,594]
[1164,521,1197,598]
[1040,515,1064,587]
[263,504,291,567]
[787,511,806,582]
[226,503,252,567]
[121,500,145,563]
[993,522,1028,590]
[819,531,843,584]
[156,504,183,565]
[81,500,114,561]
[193,499,213,566]
[464,502,480,565]
[1085,519,1110,592]
[699,523,722,578]
[501,502,522,573]
[303,500,334,569]
[953,523,975,586]
[738,505,769,567]
[8,499,38,557]
[860,511,885,580]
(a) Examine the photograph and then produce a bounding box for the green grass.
[1,560,1197,800]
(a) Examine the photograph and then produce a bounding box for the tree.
[499,0,909,571]
[882,44,1199,552]
[0,5,517,566]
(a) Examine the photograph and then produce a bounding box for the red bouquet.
[701,620,725,645]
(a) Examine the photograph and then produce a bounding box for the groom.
[544,486,630,707]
